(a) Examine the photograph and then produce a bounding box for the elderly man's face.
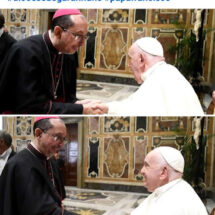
[60,15,88,54]
[128,45,144,84]
[38,119,66,157]
[0,139,7,155]
[140,151,165,192]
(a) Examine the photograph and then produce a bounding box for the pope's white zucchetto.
[156,146,185,173]
[135,37,164,57]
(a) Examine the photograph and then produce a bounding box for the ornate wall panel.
[152,117,187,132]
[79,9,214,83]
[151,29,183,64]
[151,9,187,24]
[2,116,215,187]
[133,135,147,181]
[1,9,40,40]
[88,137,100,178]
[87,9,98,24]
[1,9,214,83]
[100,28,127,70]
[84,117,214,187]
[104,117,130,133]
[135,117,148,133]
[102,9,130,23]
[89,117,100,135]
[103,135,129,178]
[3,117,34,152]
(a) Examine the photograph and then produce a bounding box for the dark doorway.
[58,123,78,186]
[48,12,55,30]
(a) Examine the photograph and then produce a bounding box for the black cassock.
[0,31,16,65]
[0,34,83,114]
[0,149,76,215]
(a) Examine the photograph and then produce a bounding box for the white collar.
[141,61,165,82]
[153,178,182,198]
[0,28,4,37]
[0,147,12,159]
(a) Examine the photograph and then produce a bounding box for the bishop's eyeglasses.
[59,25,89,41]
[41,128,67,143]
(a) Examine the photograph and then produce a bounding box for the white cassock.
[131,179,208,215]
[108,61,204,116]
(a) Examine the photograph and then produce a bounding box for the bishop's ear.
[53,26,63,39]
[35,128,43,138]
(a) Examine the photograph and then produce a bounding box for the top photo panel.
[0,9,214,116]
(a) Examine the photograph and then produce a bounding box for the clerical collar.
[0,28,4,38]
[43,31,59,55]
[141,61,165,82]
[27,143,46,160]
[153,178,182,198]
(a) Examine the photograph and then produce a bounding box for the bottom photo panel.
[0,116,215,215]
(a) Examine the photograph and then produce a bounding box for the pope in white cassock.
[131,146,208,215]
[105,37,204,116]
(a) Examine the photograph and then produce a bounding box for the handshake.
[75,99,109,114]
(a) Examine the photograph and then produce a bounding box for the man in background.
[0,130,15,176]
[0,12,16,65]
[0,116,77,215]
[131,146,207,215]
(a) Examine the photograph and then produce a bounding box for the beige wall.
[1,9,215,85]
[3,116,215,188]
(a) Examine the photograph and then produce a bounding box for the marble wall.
[80,9,214,84]
[1,9,215,85]
[84,117,215,187]
[0,9,40,40]
[2,116,215,188]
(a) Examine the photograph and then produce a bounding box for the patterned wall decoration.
[102,9,129,23]
[1,9,214,84]
[132,27,146,43]
[100,28,127,70]
[80,9,214,84]
[16,116,32,136]
[152,28,184,65]
[2,117,34,154]
[152,136,185,149]
[135,117,147,133]
[84,117,214,187]
[152,117,187,132]
[133,136,147,181]
[16,139,31,152]
[87,9,98,24]
[84,27,97,68]
[89,117,100,135]
[134,9,147,24]
[103,135,129,178]
[2,116,215,187]
[151,9,187,24]
[2,9,40,40]
[104,117,130,133]
[88,137,100,178]
[9,26,26,40]
[10,9,27,22]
